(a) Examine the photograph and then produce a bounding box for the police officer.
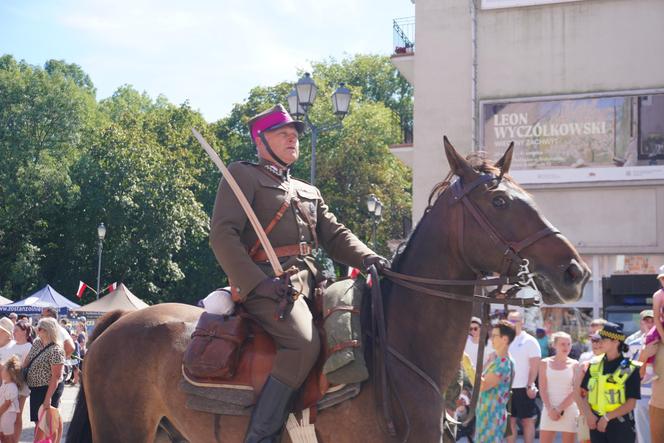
[209,104,388,443]
[580,322,641,443]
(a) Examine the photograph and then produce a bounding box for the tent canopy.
[0,295,12,306]
[77,283,149,315]
[0,285,80,315]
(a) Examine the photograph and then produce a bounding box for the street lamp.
[288,73,351,185]
[96,223,106,300]
[366,194,383,249]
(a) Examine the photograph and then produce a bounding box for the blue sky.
[0,0,414,122]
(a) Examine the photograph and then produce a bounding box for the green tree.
[0,55,97,299]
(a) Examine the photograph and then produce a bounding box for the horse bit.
[369,172,560,441]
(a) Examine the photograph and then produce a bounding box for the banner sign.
[482,97,632,170]
[481,0,582,9]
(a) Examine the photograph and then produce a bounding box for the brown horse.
[67,139,590,443]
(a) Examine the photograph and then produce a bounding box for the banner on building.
[481,0,582,9]
[480,93,664,183]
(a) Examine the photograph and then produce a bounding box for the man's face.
[257,125,299,165]
[491,328,507,350]
[641,317,654,334]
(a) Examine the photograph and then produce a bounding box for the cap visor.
[266,120,305,134]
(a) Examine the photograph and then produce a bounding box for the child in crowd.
[643,265,664,380]
[0,356,22,443]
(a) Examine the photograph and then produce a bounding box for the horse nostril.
[564,261,585,285]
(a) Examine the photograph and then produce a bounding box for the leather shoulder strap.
[248,180,295,258]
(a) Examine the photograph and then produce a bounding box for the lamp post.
[96,223,106,300]
[287,73,351,185]
[366,194,383,250]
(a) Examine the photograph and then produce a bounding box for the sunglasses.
[590,338,601,343]
[469,326,479,332]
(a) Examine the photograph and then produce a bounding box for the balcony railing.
[393,17,415,55]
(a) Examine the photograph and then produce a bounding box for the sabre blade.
[192,128,283,276]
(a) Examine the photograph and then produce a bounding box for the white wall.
[411,0,664,252]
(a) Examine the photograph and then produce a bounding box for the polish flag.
[76,281,88,299]
[106,282,118,293]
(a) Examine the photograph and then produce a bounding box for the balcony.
[391,17,414,85]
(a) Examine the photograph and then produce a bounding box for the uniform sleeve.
[209,163,268,300]
[625,366,641,400]
[314,189,376,269]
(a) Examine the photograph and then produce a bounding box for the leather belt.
[251,242,312,262]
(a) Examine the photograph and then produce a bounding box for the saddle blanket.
[179,375,361,416]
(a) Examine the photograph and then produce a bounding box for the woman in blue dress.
[475,320,516,442]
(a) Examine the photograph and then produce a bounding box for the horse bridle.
[370,172,560,441]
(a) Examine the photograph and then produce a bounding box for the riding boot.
[244,375,296,443]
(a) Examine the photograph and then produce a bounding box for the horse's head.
[443,137,591,304]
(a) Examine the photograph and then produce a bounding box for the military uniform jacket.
[210,160,375,301]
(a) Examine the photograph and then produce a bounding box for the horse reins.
[369,172,560,441]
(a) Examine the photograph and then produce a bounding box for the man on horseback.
[210,104,388,443]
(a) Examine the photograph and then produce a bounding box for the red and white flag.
[347,267,361,280]
[76,281,89,299]
[106,282,118,293]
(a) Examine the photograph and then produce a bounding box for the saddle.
[183,309,328,411]
[183,278,368,415]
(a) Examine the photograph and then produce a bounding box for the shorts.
[0,412,16,435]
[509,387,539,419]
[29,382,64,422]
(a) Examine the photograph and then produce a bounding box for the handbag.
[22,343,55,382]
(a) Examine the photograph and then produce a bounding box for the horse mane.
[391,156,524,270]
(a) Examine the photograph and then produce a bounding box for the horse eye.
[492,196,508,208]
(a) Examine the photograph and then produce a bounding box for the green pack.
[322,278,369,385]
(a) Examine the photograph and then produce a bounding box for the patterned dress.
[474,354,514,442]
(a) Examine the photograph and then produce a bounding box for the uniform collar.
[258,158,290,180]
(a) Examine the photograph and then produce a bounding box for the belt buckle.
[298,242,310,256]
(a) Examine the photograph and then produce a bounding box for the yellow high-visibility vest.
[587,357,641,415]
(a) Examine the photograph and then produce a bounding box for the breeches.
[243,293,320,389]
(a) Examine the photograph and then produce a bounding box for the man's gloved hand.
[362,254,391,273]
[252,277,292,301]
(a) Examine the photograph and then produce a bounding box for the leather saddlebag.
[184,312,248,380]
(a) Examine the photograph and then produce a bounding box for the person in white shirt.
[0,318,16,365]
[507,310,541,443]
[40,307,74,359]
[464,317,494,370]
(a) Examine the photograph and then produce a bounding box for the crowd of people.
[0,308,86,442]
[456,264,664,443]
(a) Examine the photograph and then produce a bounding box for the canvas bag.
[322,278,369,385]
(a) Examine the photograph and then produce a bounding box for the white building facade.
[391,0,664,331]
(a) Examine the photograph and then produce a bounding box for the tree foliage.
[0,53,412,304]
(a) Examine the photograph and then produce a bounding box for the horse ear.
[444,136,473,178]
[495,142,514,175]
